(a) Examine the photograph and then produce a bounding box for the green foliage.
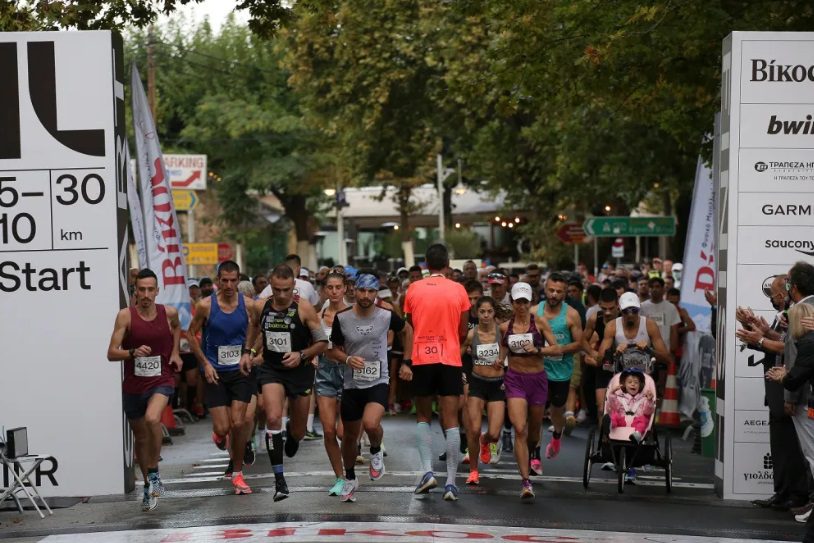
[445,229,481,260]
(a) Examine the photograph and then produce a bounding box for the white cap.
[619,292,641,311]
[511,281,533,302]
[377,288,392,299]
[299,267,310,278]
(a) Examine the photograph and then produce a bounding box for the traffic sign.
[218,242,234,262]
[183,242,219,265]
[612,238,624,258]
[556,222,587,244]
[165,154,207,190]
[172,190,199,211]
[583,216,676,237]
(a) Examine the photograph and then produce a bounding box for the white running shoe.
[340,478,359,502]
[369,451,385,480]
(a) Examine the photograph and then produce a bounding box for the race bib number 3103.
[218,345,242,366]
[134,356,161,377]
[508,333,533,354]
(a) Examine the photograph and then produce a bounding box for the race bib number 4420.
[134,356,161,377]
[266,332,292,353]
[218,345,242,366]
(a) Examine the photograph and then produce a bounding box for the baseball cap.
[397,267,408,275]
[377,288,392,299]
[619,292,641,311]
[299,267,310,278]
[487,271,507,285]
[187,279,200,288]
[511,282,533,301]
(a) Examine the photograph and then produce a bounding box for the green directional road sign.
[582,216,676,237]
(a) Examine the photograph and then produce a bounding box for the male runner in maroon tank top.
[107,268,182,512]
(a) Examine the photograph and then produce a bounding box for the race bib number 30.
[353,360,381,382]
[134,356,162,377]
[508,333,533,354]
[475,343,500,366]
[218,345,242,366]
[266,331,292,353]
[417,336,445,359]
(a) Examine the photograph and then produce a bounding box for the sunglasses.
[622,307,640,314]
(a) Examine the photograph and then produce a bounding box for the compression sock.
[266,430,284,478]
[345,467,356,480]
[417,422,433,473]
[445,427,461,487]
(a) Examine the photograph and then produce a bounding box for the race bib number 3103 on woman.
[508,333,533,354]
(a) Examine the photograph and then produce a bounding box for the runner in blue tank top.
[534,272,583,469]
[188,261,260,496]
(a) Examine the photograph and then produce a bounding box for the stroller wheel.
[616,447,626,494]
[583,428,595,489]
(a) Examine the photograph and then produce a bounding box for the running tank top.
[503,317,544,355]
[261,301,312,370]
[614,316,650,346]
[122,304,175,394]
[471,326,502,368]
[539,302,573,382]
[203,293,248,373]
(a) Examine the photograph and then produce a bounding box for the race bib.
[651,314,665,327]
[417,336,445,359]
[353,359,381,382]
[266,331,292,353]
[508,333,533,354]
[475,343,500,366]
[217,345,242,366]
[179,338,190,353]
[134,355,161,377]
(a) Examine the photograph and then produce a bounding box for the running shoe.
[520,479,535,502]
[625,467,637,484]
[797,508,813,523]
[141,488,157,512]
[232,473,252,495]
[414,471,438,494]
[340,478,359,503]
[224,459,234,479]
[462,450,470,464]
[212,432,227,451]
[273,477,290,502]
[443,484,459,501]
[284,433,299,458]
[564,414,577,436]
[370,451,385,480]
[530,458,542,476]
[329,477,345,496]
[601,462,615,471]
[545,437,561,459]
[576,409,588,424]
[466,470,480,486]
[154,475,166,497]
[489,441,501,464]
[502,430,513,453]
[244,441,256,466]
[147,473,161,497]
[480,436,491,465]
[304,429,322,441]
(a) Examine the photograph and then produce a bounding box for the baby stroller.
[582,346,673,494]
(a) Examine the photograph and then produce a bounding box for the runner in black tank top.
[582,287,620,423]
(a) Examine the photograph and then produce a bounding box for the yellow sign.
[172,190,199,211]
[183,243,218,265]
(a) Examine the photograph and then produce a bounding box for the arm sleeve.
[330,315,345,348]
[389,311,405,332]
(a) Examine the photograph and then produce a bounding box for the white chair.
[0,429,53,519]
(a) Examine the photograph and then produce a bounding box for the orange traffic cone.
[657,360,681,427]
[161,405,184,437]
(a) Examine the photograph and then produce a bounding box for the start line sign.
[165,153,206,190]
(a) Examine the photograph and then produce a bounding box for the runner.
[315,270,350,496]
[187,260,258,496]
[402,243,471,501]
[327,273,413,502]
[500,282,559,501]
[253,264,329,501]
[582,287,621,419]
[535,273,584,468]
[106,268,182,511]
[461,296,507,486]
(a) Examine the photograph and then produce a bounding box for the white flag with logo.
[126,145,147,269]
[131,65,191,328]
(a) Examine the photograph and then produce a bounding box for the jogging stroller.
[582,346,673,494]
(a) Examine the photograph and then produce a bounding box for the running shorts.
[205,370,255,408]
[504,368,548,407]
[315,356,344,398]
[123,385,174,420]
[341,383,389,422]
[547,379,570,408]
[468,372,505,403]
[412,363,463,397]
[257,363,316,398]
[180,352,198,372]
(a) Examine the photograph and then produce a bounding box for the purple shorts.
[504,368,548,406]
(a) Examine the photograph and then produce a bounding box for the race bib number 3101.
[266,331,292,353]
[134,355,161,377]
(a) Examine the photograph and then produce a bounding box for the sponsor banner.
[741,103,814,148]
[0,31,127,496]
[734,410,771,442]
[735,225,814,264]
[734,264,791,312]
[738,192,814,226]
[739,149,814,192]
[125,145,147,269]
[732,441,774,495]
[165,153,207,190]
[741,38,814,103]
[734,337,775,378]
[733,377,768,411]
[131,66,191,329]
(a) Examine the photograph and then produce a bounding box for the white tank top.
[614,316,650,346]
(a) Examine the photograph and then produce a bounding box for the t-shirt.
[259,278,319,306]
[403,275,470,366]
[331,306,405,389]
[640,300,680,349]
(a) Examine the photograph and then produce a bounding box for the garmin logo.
[767,115,814,135]
[761,204,812,216]
[751,59,814,82]
[764,239,814,256]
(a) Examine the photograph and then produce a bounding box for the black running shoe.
[274,477,290,502]
[244,441,256,466]
[224,459,234,479]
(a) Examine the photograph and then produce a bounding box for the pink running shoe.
[545,437,561,459]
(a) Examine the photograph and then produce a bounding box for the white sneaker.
[576,409,588,424]
[601,462,615,471]
[340,478,359,502]
[489,440,501,464]
[369,451,385,480]
[796,508,812,523]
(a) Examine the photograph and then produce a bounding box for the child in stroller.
[606,368,655,444]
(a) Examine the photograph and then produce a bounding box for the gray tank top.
[471,325,502,368]
[335,306,393,389]
[614,316,650,347]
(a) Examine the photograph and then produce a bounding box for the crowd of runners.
[108,246,694,511]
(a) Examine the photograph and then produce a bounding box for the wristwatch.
[402,359,412,367]
[299,351,306,363]
[758,337,766,348]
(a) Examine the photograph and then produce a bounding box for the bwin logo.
[755,161,768,172]
[767,114,814,135]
